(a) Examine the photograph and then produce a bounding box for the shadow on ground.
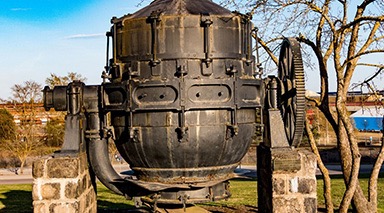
[97,200,137,212]
[202,205,258,213]
[0,190,32,213]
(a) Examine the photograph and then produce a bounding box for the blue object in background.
[352,117,383,131]
[350,108,384,131]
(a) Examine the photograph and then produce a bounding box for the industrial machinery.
[43,0,305,210]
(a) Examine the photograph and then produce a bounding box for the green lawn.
[0,177,383,212]
[316,174,384,213]
[0,184,33,213]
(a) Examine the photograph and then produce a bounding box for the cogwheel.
[277,37,306,147]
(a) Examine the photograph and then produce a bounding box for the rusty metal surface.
[130,0,231,18]
[131,163,238,184]
[41,0,306,207]
[277,38,306,147]
[105,0,261,190]
[140,181,230,205]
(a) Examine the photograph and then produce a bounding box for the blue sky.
[0,1,382,100]
[0,0,151,100]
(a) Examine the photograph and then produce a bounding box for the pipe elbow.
[88,139,126,196]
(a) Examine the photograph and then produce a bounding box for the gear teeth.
[278,38,306,147]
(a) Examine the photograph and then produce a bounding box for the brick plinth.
[32,153,96,213]
[257,145,317,213]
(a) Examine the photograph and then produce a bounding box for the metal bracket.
[176,108,189,143]
[53,81,87,157]
[148,11,162,67]
[129,127,142,143]
[264,109,290,148]
[201,15,213,68]
[225,61,238,75]
[226,124,239,139]
[54,114,86,157]
[176,59,188,76]
[179,194,190,211]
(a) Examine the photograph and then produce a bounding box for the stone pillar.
[257,145,317,213]
[32,153,97,213]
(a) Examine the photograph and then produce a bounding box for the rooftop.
[130,0,231,18]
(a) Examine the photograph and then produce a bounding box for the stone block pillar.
[32,153,97,213]
[257,145,317,213]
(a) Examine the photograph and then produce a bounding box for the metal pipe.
[112,17,117,66]
[149,12,161,66]
[202,17,213,67]
[245,19,252,64]
[105,29,112,72]
[88,138,126,195]
[84,85,127,196]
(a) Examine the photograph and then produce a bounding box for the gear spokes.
[277,38,306,147]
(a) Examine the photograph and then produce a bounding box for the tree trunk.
[18,157,26,175]
[368,135,384,212]
[337,128,371,212]
[305,120,334,213]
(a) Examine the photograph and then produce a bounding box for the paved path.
[1,163,383,185]
[0,168,33,185]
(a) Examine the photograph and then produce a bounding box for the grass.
[316,173,384,213]
[0,177,383,212]
[0,184,33,213]
[96,183,135,212]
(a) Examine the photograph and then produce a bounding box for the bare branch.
[253,34,280,65]
[351,67,384,90]
[340,16,384,33]
[316,0,331,49]
[297,36,330,104]
[345,49,384,64]
[369,132,384,204]
[305,119,334,212]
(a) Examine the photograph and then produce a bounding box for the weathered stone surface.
[86,190,96,208]
[298,178,316,194]
[41,183,60,200]
[258,145,317,213]
[47,158,79,178]
[304,197,317,213]
[79,153,87,174]
[289,177,298,193]
[88,205,97,213]
[49,202,79,213]
[273,197,301,213]
[80,175,87,194]
[32,184,40,201]
[79,194,86,213]
[32,159,46,178]
[33,155,97,213]
[272,177,286,195]
[272,149,301,172]
[65,181,79,199]
[33,202,46,213]
[299,149,317,176]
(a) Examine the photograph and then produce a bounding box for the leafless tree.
[45,72,86,88]
[218,0,384,212]
[5,81,43,174]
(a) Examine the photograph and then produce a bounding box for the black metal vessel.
[105,0,262,183]
[43,0,306,209]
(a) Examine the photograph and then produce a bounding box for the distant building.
[306,89,384,139]
[350,108,384,132]
[0,103,49,125]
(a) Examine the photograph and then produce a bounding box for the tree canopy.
[11,81,42,104]
[45,72,86,88]
[0,109,16,142]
